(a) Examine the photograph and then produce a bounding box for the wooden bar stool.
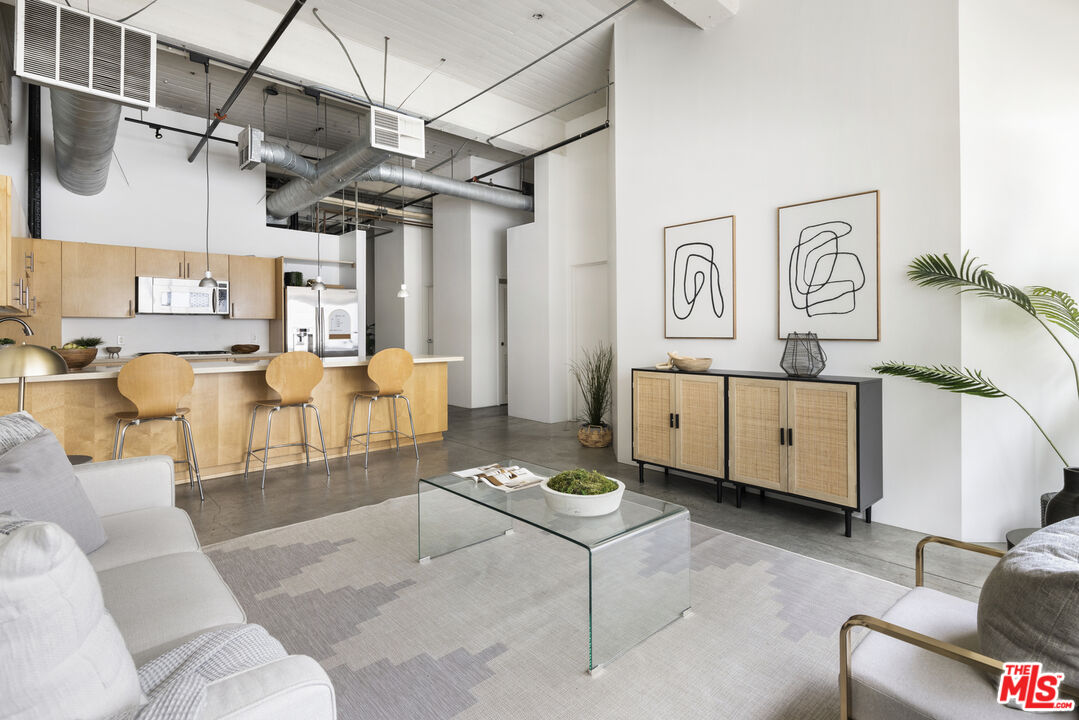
[113,353,203,500]
[244,351,330,488]
[346,348,419,469]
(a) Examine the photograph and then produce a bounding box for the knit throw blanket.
[133,624,287,720]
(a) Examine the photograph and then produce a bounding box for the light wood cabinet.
[135,247,185,278]
[0,238,61,346]
[228,255,277,319]
[633,368,882,537]
[185,252,229,283]
[0,176,30,314]
[61,241,136,318]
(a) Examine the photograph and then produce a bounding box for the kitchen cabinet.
[633,368,881,537]
[228,255,277,319]
[0,175,30,315]
[135,248,229,283]
[61,241,136,318]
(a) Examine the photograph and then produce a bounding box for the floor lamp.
[0,318,68,411]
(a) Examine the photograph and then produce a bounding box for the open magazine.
[453,463,547,492]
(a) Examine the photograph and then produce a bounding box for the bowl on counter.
[56,347,98,370]
[231,344,259,354]
[104,346,122,359]
[672,356,713,372]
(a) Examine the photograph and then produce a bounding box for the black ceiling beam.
[186,0,307,163]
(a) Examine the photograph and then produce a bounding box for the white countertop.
[1,354,463,384]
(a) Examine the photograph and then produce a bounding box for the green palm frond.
[1030,286,1079,341]
[872,362,1006,398]
[907,252,1035,315]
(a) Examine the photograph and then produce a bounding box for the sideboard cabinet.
[632,368,882,537]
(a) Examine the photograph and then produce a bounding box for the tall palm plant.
[874,252,1078,466]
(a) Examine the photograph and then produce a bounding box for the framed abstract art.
[664,215,736,339]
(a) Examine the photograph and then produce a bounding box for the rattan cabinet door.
[787,382,857,507]
[675,375,724,477]
[633,372,676,466]
[728,378,786,491]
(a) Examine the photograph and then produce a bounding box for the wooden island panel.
[4,362,449,482]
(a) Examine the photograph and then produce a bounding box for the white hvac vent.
[14,0,156,108]
[369,107,424,159]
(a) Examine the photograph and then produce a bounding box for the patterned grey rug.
[205,496,905,719]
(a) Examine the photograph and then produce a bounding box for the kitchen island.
[0,354,462,482]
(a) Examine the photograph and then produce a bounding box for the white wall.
[958,0,1079,538]
[1,86,356,354]
[611,0,965,536]
[374,223,431,355]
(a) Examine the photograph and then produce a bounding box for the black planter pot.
[1044,467,1079,526]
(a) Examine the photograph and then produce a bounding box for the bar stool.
[113,353,203,501]
[346,348,419,468]
[244,351,330,488]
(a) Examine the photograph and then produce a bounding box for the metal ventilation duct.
[265,125,391,218]
[50,87,120,195]
[259,140,318,180]
[356,163,533,212]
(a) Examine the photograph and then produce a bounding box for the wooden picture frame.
[777,191,880,341]
[664,215,736,339]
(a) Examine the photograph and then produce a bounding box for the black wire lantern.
[780,332,827,378]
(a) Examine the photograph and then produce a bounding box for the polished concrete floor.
[176,405,998,602]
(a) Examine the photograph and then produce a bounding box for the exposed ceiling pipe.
[356,163,533,212]
[264,127,391,218]
[259,140,318,180]
[50,88,121,196]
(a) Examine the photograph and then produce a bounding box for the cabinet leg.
[759,488,766,501]
[844,509,853,538]
[716,480,722,503]
[638,462,645,484]
[865,506,872,524]
[663,466,669,481]
[735,484,743,509]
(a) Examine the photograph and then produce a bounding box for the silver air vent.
[15,0,156,108]
[369,107,424,158]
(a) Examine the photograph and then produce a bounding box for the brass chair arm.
[839,613,1079,720]
[915,535,1005,587]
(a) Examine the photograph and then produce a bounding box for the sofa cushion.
[851,587,1025,720]
[0,426,107,554]
[978,517,1079,684]
[89,507,201,572]
[0,514,141,719]
[0,410,44,454]
[98,551,246,665]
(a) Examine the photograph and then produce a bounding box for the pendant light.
[198,64,218,288]
[397,284,409,299]
[308,98,326,292]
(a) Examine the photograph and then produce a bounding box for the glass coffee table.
[418,459,691,674]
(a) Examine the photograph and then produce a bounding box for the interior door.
[728,377,787,491]
[675,374,725,477]
[498,279,508,405]
[787,382,858,507]
[633,371,676,467]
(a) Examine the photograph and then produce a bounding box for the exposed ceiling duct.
[50,88,121,195]
[355,163,534,212]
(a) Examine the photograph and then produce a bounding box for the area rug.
[205,495,906,719]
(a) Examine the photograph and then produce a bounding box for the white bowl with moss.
[542,469,625,517]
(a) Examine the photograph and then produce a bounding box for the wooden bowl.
[57,347,98,370]
[673,356,713,372]
[231,344,259,354]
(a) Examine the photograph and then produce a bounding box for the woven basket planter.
[577,424,612,448]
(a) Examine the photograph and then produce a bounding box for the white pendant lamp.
[397,283,409,299]
[198,65,218,289]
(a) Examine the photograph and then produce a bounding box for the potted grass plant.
[542,468,626,516]
[570,344,614,448]
[875,252,1079,524]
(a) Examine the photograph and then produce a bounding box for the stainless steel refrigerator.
[284,287,361,357]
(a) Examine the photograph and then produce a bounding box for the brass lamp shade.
[0,344,68,411]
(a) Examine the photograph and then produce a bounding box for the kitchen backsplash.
[62,315,270,356]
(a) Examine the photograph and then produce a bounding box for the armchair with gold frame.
[839,536,1079,720]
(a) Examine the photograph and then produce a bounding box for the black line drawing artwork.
[788,220,865,317]
[672,242,725,321]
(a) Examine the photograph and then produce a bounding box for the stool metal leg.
[112,419,122,460]
[300,404,311,467]
[309,404,330,477]
[345,393,359,463]
[117,419,137,459]
[180,416,204,501]
[401,395,419,460]
[261,407,279,489]
[392,396,401,453]
[364,396,375,469]
[243,405,259,481]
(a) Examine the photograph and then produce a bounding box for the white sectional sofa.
[76,455,336,719]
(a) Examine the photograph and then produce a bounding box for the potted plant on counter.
[542,468,625,516]
[571,344,613,448]
[53,337,102,370]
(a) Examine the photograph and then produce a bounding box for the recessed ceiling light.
[531,12,544,20]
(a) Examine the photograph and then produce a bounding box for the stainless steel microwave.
[136,277,229,315]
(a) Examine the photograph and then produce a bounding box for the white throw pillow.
[0,514,141,719]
